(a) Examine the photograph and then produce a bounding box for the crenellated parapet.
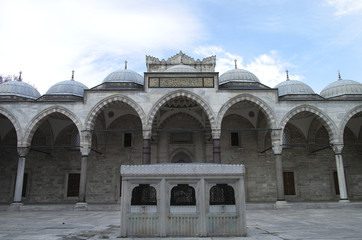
[146,51,216,72]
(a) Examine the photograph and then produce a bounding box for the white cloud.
[325,0,362,16]
[0,0,205,94]
[194,46,301,87]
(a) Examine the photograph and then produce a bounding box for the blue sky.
[1,0,362,94]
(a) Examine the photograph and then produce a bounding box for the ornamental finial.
[19,71,22,81]
[234,59,237,69]
[338,70,342,80]
[125,60,128,70]
[71,70,74,81]
[286,70,290,81]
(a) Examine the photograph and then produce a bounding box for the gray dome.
[275,79,315,96]
[0,81,40,99]
[103,69,144,85]
[46,80,88,97]
[320,79,362,98]
[164,65,199,72]
[219,68,260,84]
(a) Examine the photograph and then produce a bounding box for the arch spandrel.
[216,94,277,130]
[0,107,22,147]
[146,90,217,130]
[279,105,338,144]
[339,105,362,143]
[22,106,83,147]
[85,94,147,132]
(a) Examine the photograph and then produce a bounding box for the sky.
[1,0,362,95]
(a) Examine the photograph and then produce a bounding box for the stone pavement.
[1,207,362,240]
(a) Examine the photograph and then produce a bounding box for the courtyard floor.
[0,205,362,240]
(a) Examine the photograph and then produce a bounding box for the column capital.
[332,143,344,154]
[212,128,221,139]
[143,129,152,139]
[17,147,29,157]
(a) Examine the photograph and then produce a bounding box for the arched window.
[170,184,196,205]
[131,184,157,205]
[210,184,235,205]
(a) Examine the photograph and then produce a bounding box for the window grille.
[67,173,80,197]
[210,184,235,205]
[231,132,239,146]
[131,184,157,205]
[282,128,291,146]
[170,184,196,205]
[124,133,132,147]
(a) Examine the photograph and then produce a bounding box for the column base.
[275,200,289,209]
[9,202,23,211]
[74,202,88,211]
[339,199,350,203]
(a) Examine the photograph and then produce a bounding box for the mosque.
[0,51,361,208]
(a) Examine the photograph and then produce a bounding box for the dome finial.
[19,71,22,81]
[125,60,128,70]
[234,59,237,69]
[71,70,75,81]
[286,70,290,81]
[338,70,342,80]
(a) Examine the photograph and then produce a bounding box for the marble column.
[78,154,88,203]
[143,130,152,164]
[212,129,221,164]
[76,130,92,207]
[142,139,151,164]
[272,131,286,204]
[12,147,29,204]
[333,144,349,202]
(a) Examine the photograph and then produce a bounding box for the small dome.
[164,65,199,73]
[0,81,40,99]
[219,68,260,84]
[275,80,315,96]
[103,69,144,85]
[46,80,88,97]
[320,78,362,98]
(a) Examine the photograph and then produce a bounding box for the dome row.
[1,65,361,99]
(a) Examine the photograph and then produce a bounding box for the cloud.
[0,0,205,94]
[194,46,301,87]
[325,0,362,16]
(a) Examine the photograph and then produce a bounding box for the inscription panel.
[148,77,214,88]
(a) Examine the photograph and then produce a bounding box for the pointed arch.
[146,90,216,129]
[22,106,83,147]
[279,105,338,143]
[216,94,276,129]
[85,94,146,131]
[339,105,362,143]
[0,107,22,146]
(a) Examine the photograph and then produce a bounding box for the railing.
[207,213,239,236]
[169,214,199,236]
[128,213,159,236]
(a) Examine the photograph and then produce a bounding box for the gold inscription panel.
[149,77,214,88]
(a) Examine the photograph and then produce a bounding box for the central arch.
[146,90,216,130]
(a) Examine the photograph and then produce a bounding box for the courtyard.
[0,204,362,239]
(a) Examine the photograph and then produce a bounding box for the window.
[131,184,157,205]
[171,132,192,144]
[210,184,235,205]
[124,133,132,147]
[283,172,295,195]
[67,173,80,197]
[334,171,340,195]
[170,184,196,205]
[282,127,291,147]
[231,132,239,146]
